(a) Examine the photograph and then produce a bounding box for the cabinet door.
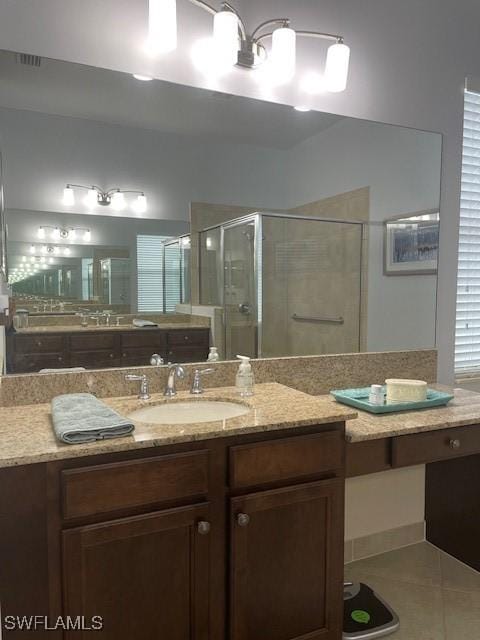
[63,504,211,640]
[230,479,344,640]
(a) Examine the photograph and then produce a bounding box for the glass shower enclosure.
[199,213,364,360]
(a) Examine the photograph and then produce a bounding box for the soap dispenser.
[236,355,254,397]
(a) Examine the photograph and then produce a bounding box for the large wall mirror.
[0,49,442,373]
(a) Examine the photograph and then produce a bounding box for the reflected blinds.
[456,91,480,372]
[137,235,179,313]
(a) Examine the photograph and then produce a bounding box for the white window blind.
[137,235,180,313]
[455,90,480,372]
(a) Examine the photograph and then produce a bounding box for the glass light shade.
[53,247,60,256]
[48,257,54,264]
[145,0,177,56]
[84,188,98,207]
[324,42,350,93]
[30,256,35,263]
[133,193,148,213]
[40,245,47,254]
[192,37,234,78]
[62,186,75,206]
[111,191,126,211]
[37,226,46,239]
[29,245,35,254]
[63,248,71,256]
[69,229,77,241]
[271,27,296,83]
[213,10,239,68]
[40,257,46,263]
[84,230,92,242]
[21,256,26,262]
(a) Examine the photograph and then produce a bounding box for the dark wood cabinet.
[229,479,344,640]
[63,504,211,640]
[0,424,345,639]
[7,327,210,372]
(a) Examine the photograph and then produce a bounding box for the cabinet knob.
[449,438,461,449]
[197,521,211,535]
[237,513,250,527]
[57,357,63,362]
[109,353,114,359]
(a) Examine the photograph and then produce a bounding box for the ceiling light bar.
[144,0,350,91]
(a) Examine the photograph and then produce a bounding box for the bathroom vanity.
[0,384,354,640]
[6,326,210,372]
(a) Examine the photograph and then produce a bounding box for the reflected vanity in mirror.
[0,49,442,373]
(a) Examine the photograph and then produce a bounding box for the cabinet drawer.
[121,347,167,366]
[392,424,480,467]
[70,351,119,368]
[167,346,209,363]
[69,333,118,351]
[11,352,66,373]
[62,450,209,520]
[229,430,343,489]
[122,330,167,349]
[168,329,209,346]
[15,334,65,353]
[346,439,391,477]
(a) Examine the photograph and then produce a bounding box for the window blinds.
[137,235,180,313]
[455,90,480,372]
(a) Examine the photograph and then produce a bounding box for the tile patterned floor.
[344,542,480,640]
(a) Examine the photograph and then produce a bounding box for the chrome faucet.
[125,374,150,400]
[164,364,186,397]
[190,368,215,395]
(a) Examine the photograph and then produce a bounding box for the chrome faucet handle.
[116,316,124,327]
[150,353,165,366]
[190,368,216,395]
[164,364,186,397]
[125,373,150,400]
[90,316,100,327]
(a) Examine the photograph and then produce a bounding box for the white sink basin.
[128,400,250,425]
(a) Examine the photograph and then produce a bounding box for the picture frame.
[384,210,439,276]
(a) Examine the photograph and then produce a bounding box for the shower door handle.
[238,303,251,315]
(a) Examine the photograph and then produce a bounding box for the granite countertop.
[0,383,356,468]
[342,386,480,442]
[15,323,209,334]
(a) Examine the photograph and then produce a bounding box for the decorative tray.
[330,386,454,414]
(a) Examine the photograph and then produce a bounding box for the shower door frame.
[220,213,263,359]
[199,211,365,359]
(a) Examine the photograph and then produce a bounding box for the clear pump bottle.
[235,355,254,397]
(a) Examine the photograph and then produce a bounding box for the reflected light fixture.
[144,0,350,91]
[133,74,154,81]
[294,105,312,112]
[62,184,147,213]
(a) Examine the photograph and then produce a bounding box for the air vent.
[15,53,42,67]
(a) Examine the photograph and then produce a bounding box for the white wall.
[287,118,441,351]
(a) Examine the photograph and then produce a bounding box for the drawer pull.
[197,521,211,535]
[36,341,42,347]
[109,353,115,359]
[449,438,461,450]
[237,513,250,527]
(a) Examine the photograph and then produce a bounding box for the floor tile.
[443,589,480,639]
[345,542,442,587]
[439,550,480,594]
[343,570,446,640]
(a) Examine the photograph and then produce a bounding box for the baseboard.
[344,521,425,564]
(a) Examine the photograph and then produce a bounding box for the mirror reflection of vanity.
[0,49,442,374]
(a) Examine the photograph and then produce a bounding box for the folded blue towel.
[51,393,134,444]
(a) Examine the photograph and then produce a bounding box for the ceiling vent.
[15,53,42,67]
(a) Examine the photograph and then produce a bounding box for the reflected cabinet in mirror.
[0,49,441,373]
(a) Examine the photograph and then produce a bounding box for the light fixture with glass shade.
[145,0,177,56]
[61,184,148,213]
[62,186,75,206]
[143,0,350,92]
